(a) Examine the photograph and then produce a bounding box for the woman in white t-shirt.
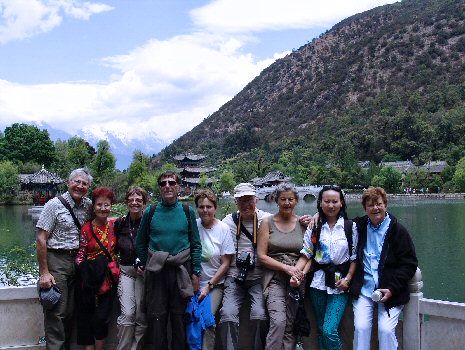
[194,189,235,350]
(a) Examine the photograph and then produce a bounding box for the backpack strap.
[343,219,354,256]
[182,203,193,243]
[145,203,157,238]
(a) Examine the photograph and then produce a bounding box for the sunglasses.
[322,185,341,191]
[158,180,177,187]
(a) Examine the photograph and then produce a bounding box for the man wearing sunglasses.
[36,168,93,350]
[136,171,202,350]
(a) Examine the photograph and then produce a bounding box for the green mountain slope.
[161,0,465,169]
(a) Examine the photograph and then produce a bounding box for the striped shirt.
[36,191,92,250]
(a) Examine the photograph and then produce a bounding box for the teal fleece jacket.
[135,200,202,274]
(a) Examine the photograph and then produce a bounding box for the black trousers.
[76,290,114,345]
[145,265,190,350]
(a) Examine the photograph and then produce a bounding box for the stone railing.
[1,268,464,350]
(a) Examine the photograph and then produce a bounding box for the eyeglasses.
[158,180,177,187]
[127,198,144,204]
[71,179,89,187]
[366,202,385,209]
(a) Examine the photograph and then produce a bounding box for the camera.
[235,252,255,284]
[134,258,144,270]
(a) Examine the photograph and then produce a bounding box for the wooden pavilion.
[20,166,64,205]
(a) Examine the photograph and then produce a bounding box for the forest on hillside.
[158,0,465,191]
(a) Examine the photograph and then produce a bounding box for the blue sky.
[0,0,398,149]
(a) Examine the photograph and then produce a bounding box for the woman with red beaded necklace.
[75,187,117,350]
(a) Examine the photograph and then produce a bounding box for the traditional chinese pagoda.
[20,166,64,205]
[173,153,216,193]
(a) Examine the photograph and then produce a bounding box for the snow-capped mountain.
[6,122,167,170]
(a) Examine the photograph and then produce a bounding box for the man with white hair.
[36,168,93,350]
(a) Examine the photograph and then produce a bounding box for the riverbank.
[344,192,465,201]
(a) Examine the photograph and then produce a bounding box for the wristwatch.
[207,281,215,290]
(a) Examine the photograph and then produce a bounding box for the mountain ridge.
[159,0,465,170]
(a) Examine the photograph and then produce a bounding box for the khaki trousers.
[202,285,224,350]
[219,276,267,350]
[265,279,299,350]
[116,265,147,350]
[43,250,76,350]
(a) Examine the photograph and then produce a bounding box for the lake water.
[1,199,464,303]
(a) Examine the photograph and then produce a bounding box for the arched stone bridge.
[256,185,323,201]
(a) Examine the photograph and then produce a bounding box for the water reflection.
[0,206,39,286]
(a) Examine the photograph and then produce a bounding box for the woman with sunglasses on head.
[291,185,358,350]
[75,187,118,350]
[194,189,235,350]
[257,183,306,350]
[114,187,149,350]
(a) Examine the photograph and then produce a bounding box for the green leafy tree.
[0,123,55,166]
[67,137,95,169]
[128,150,150,185]
[18,162,42,174]
[52,140,72,179]
[90,140,116,185]
[452,156,465,192]
[198,173,209,189]
[308,165,326,185]
[404,169,432,190]
[217,169,235,193]
[222,126,260,157]
[0,161,20,201]
[106,171,129,202]
[371,166,402,193]
[133,173,158,196]
[291,165,309,185]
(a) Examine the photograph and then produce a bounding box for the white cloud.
[0,0,401,151]
[191,0,399,33]
[0,0,113,44]
[0,31,279,142]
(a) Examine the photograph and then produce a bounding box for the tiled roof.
[380,160,415,173]
[173,153,206,161]
[182,177,216,184]
[20,166,64,185]
[180,166,216,173]
[419,161,447,173]
[252,171,291,186]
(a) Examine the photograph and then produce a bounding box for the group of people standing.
[36,167,417,350]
